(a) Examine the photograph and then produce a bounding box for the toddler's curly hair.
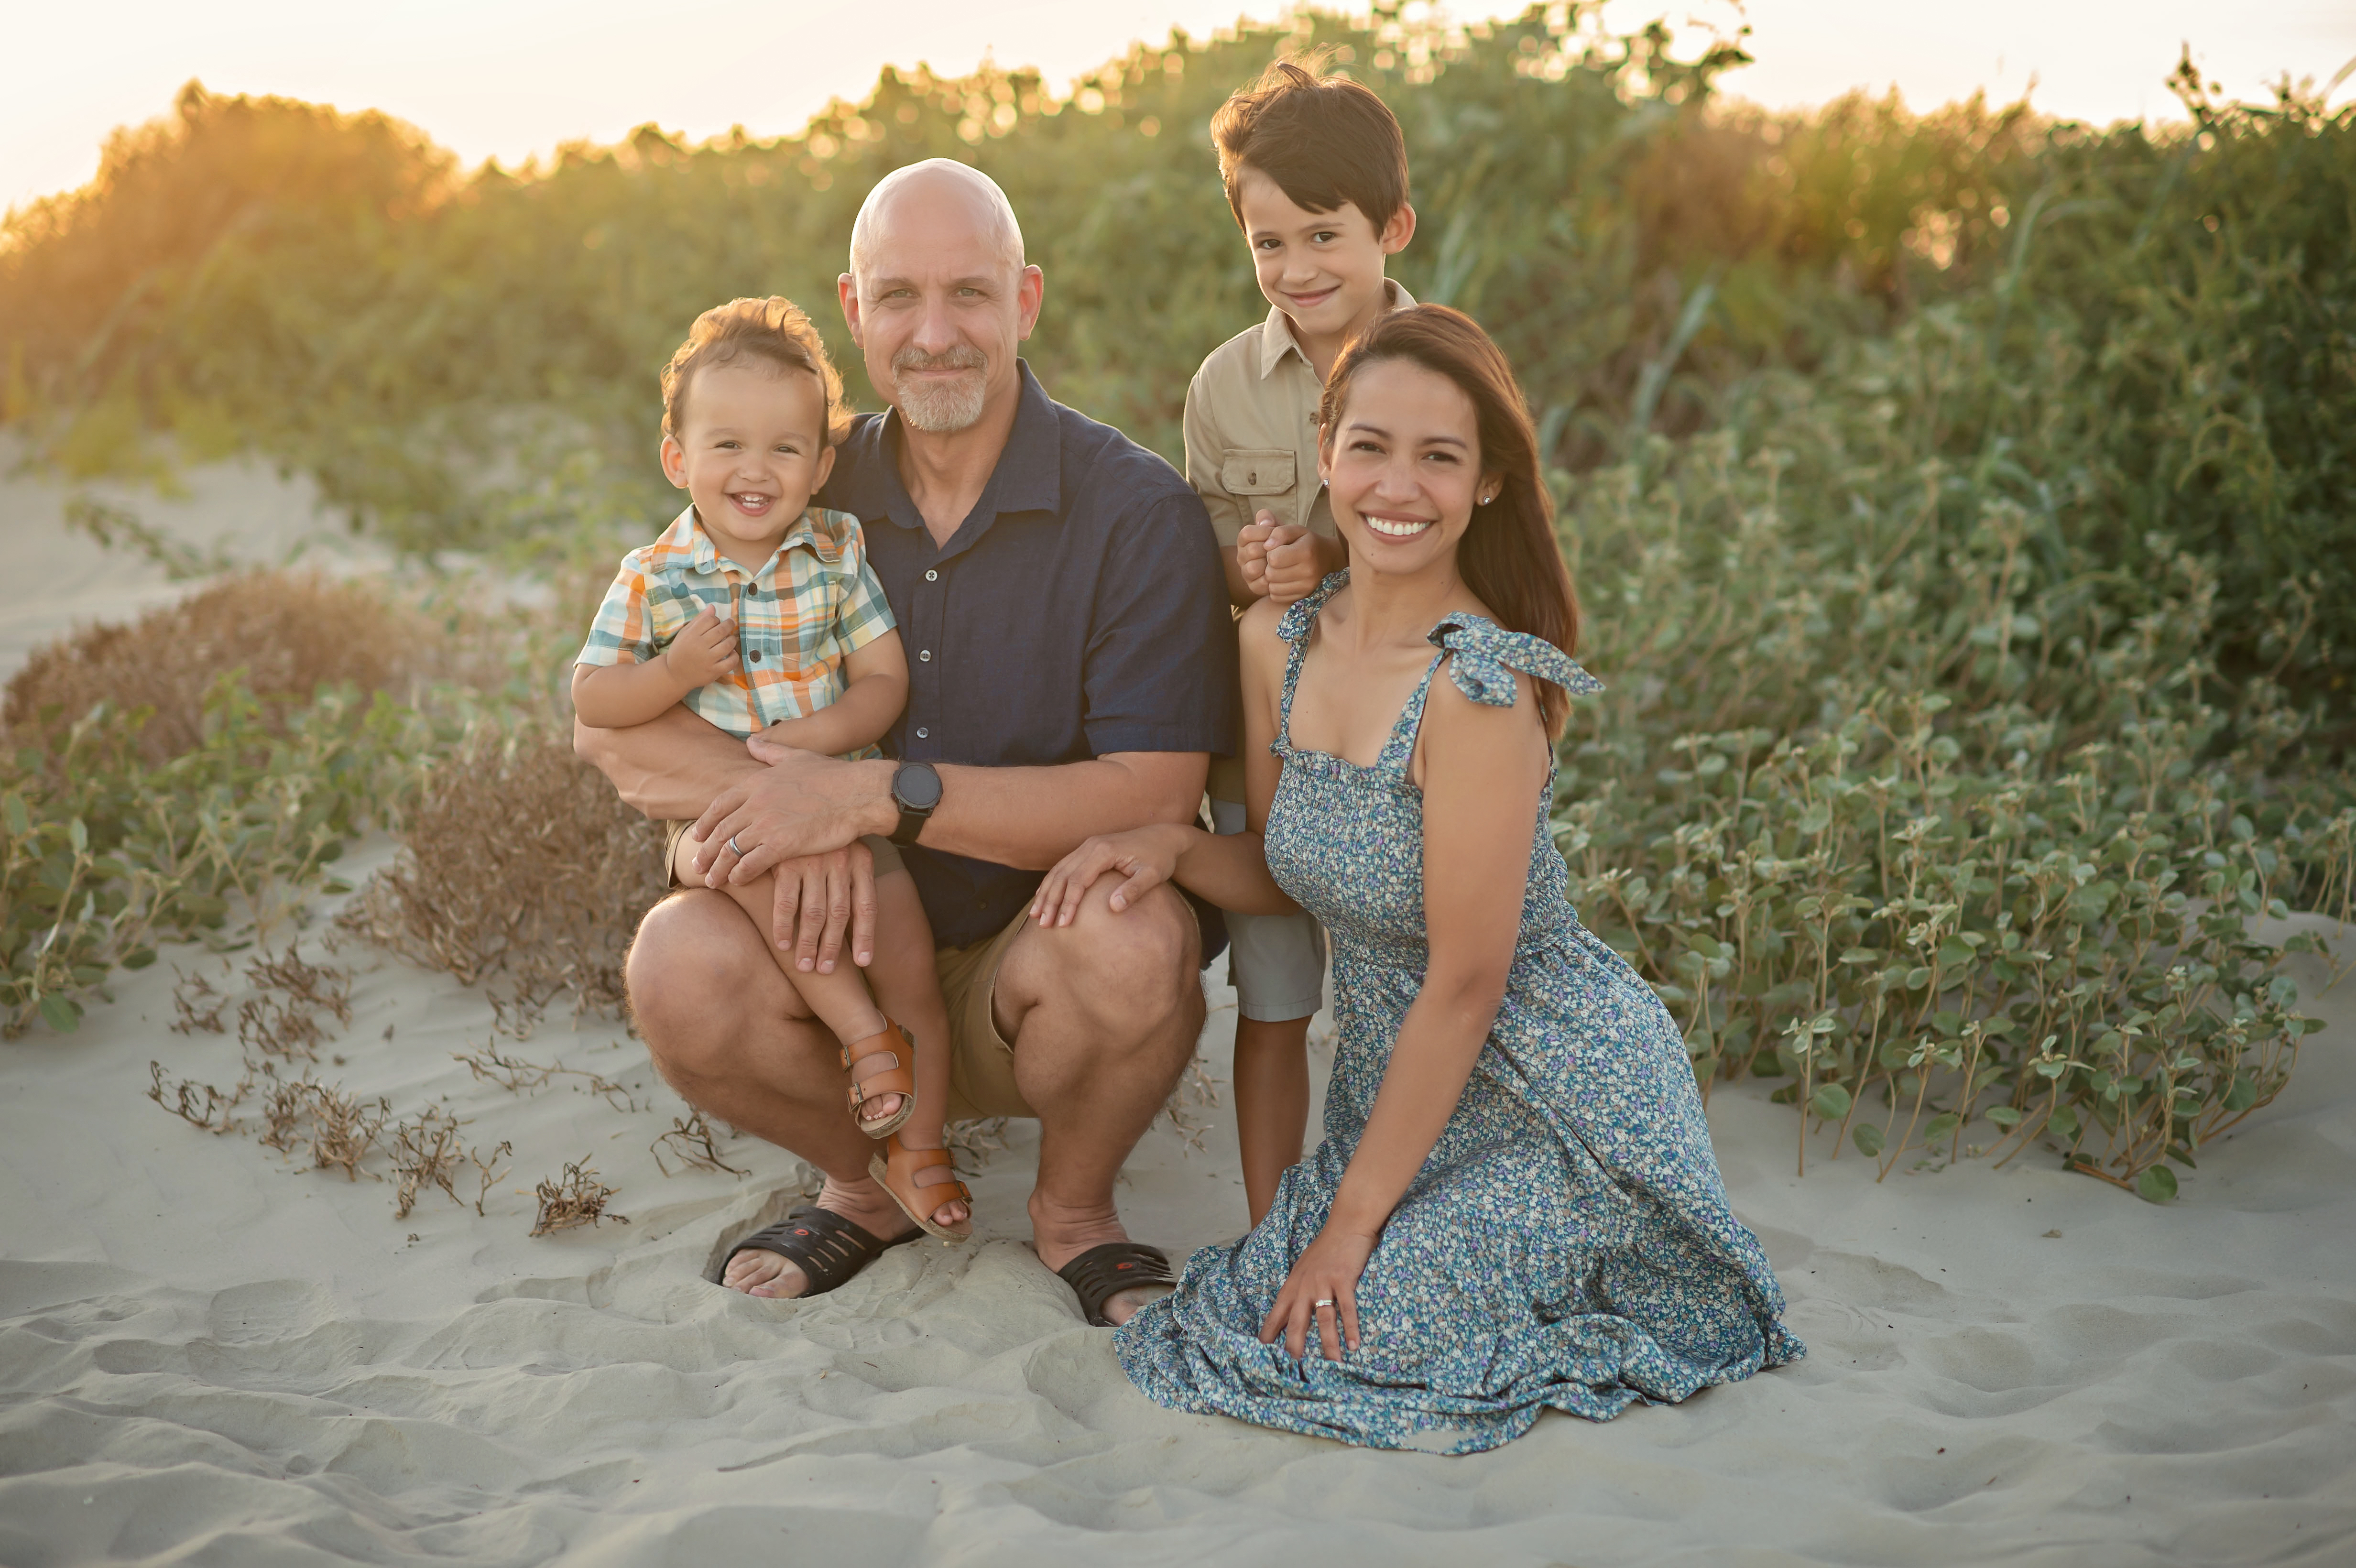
[660,296,851,444]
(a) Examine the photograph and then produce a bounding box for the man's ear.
[1015,263,1046,342]
[1380,203,1417,258]
[838,272,864,346]
[659,432,689,490]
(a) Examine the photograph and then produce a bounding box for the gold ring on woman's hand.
[1312,1297,1336,1308]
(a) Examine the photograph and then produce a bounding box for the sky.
[5,0,2353,217]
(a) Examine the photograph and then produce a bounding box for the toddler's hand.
[1262,524,1320,606]
[1235,511,1279,599]
[663,606,740,686]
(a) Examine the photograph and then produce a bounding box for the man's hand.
[1261,524,1323,605]
[1235,511,1279,599]
[662,607,740,686]
[767,842,880,973]
[691,739,893,882]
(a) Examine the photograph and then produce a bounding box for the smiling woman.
[1034,305,1802,1452]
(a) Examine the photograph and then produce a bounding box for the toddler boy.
[573,296,969,1248]
[1186,62,1418,1223]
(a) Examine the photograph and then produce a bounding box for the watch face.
[895,762,943,812]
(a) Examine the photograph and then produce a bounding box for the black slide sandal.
[721,1205,916,1296]
[1055,1241,1176,1327]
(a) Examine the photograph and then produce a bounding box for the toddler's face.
[660,361,835,563]
[1235,165,1410,350]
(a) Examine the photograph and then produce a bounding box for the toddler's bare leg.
[670,833,903,1117]
[1233,1015,1312,1228]
[860,874,967,1231]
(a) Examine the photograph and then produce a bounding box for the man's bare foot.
[722,1175,916,1299]
[1029,1191,1172,1326]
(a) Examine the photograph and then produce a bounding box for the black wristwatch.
[888,761,942,846]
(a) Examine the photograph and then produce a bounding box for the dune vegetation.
[2,4,2350,1200]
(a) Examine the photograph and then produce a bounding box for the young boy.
[1185,63,1418,1225]
[573,296,969,1244]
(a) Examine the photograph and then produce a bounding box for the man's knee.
[627,892,778,1078]
[1032,880,1199,1014]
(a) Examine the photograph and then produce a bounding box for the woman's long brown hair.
[1318,304,1583,737]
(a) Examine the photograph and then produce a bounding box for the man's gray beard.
[894,370,988,433]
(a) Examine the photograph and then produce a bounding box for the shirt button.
[925,569,938,582]
[919,649,932,662]
[914,727,928,739]
[748,650,763,663]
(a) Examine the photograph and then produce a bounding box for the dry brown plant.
[169,968,229,1034]
[256,1078,390,1180]
[235,948,352,1062]
[1,570,425,762]
[388,1108,514,1220]
[146,1059,252,1133]
[531,1157,625,1235]
[338,724,666,1034]
[453,1044,636,1111]
[943,1116,1012,1168]
[650,1111,745,1176]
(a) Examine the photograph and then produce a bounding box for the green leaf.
[0,793,27,835]
[1923,1112,1960,1145]
[2047,1107,2081,1141]
[122,947,158,970]
[1797,802,1833,836]
[1852,1123,1886,1157]
[2137,1165,2179,1203]
[2221,1076,2259,1112]
[1985,1106,2023,1128]
[1811,1083,1853,1120]
[37,994,81,1033]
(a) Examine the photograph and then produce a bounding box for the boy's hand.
[1235,512,1278,599]
[1261,523,1321,606]
[662,606,740,687]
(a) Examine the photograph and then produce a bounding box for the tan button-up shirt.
[1182,279,1417,547]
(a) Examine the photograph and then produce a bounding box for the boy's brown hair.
[660,296,851,444]
[1210,60,1409,234]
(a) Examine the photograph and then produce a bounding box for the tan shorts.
[662,821,903,885]
[930,891,1203,1123]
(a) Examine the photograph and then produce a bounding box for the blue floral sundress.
[1114,575,1804,1453]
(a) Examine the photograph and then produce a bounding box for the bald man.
[576,161,1237,1327]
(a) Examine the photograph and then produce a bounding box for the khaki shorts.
[931,891,1205,1123]
[662,820,903,885]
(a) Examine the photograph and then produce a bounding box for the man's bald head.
[849,159,1025,281]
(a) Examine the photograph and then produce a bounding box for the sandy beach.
[0,847,2348,1565]
[2,468,2352,1565]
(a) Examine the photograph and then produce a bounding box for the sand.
[2,478,2352,1565]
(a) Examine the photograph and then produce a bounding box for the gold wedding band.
[1312,1297,1336,1308]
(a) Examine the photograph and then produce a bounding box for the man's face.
[839,184,1043,434]
[1235,164,1411,348]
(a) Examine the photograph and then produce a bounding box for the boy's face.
[1235,164,1414,348]
[659,360,836,562]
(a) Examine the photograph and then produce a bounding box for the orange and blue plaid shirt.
[576,504,896,754]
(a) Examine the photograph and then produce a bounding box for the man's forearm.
[852,752,1207,871]
[574,705,766,821]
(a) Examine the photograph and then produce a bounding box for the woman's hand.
[1259,1220,1378,1361]
[1028,824,1193,927]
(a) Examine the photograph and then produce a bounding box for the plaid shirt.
[576,504,896,752]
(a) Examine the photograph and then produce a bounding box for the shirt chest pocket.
[1220,448,1297,496]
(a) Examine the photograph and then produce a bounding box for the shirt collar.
[830,359,1064,538]
[1255,277,1418,380]
[667,504,824,580]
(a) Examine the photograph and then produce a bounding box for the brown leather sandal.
[869,1132,973,1242]
[842,1019,917,1139]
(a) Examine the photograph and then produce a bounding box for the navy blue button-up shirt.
[819,362,1237,950]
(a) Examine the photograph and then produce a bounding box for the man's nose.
[910,293,963,356]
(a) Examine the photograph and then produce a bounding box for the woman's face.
[1320,357,1497,582]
